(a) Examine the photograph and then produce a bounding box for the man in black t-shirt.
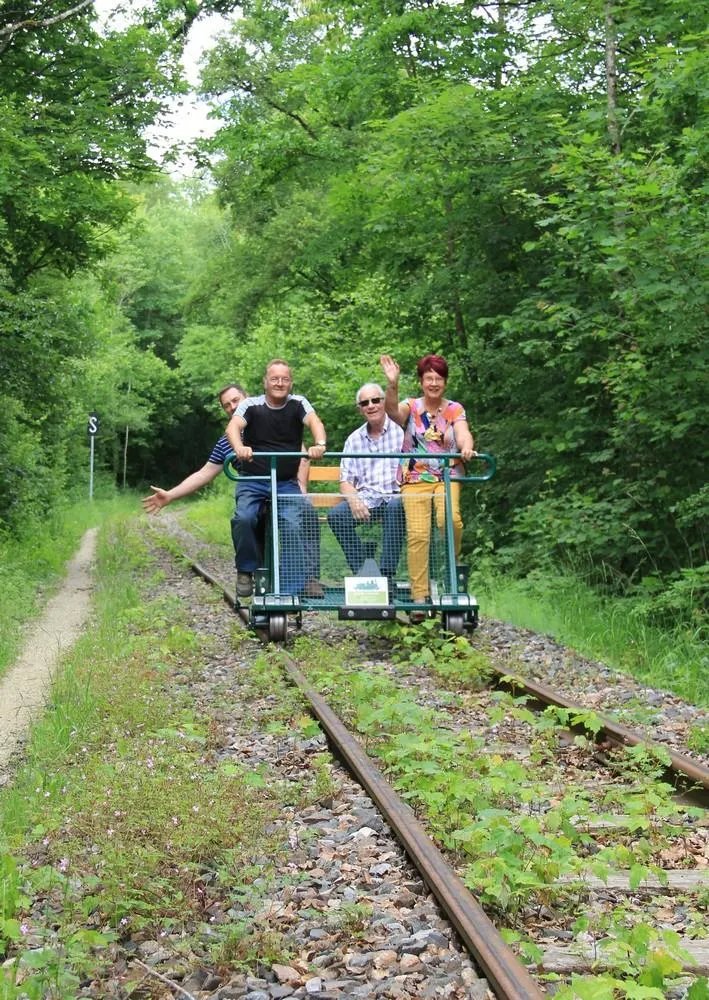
[227,359,327,597]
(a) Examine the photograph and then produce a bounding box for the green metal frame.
[224,451,496,618]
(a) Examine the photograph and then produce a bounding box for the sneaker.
[236,571,253,597]
[302,579,324,598]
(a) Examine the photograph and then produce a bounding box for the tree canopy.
[1,0,706,622]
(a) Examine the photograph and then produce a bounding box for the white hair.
[356,382,385,404]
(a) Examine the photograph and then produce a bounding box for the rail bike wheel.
[442,612,465,636]
[268,614,288,643]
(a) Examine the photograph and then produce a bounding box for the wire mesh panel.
[273,489,457,606]
[324,492,408,593]
[400,488,458,603]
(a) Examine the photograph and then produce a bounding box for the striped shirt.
[208,435,233,465]
[340,418,404,508]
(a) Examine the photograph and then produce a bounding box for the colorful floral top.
[398,398,467,485]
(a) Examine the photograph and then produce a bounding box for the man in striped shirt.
[143,382,318,588]
[142,383,246,518]
[327,383,405,586]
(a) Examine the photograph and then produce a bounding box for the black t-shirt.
[236,394,312,480]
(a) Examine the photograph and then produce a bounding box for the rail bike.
[224,451,496,642]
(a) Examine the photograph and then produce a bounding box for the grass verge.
[476,569,708,708]
[180,491,234,548]
[0,514,282,998]
[0,495,138,681]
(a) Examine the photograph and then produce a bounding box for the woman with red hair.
[380,354,476,620]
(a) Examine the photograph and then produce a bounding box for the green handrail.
[223,451,496,482]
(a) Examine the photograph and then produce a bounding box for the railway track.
[191,557,541,998]
[177,544,709,999]
[190,555,709,800]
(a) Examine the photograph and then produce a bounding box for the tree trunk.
[495,1,506,90]
[604,0,621,154]
[122,380,131,489]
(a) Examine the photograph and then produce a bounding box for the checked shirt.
[340,418,404,509]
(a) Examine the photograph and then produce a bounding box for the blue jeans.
[231,492,319,579]
[327,497,404,578]
[230,492,265,568]
[234,480,306,595]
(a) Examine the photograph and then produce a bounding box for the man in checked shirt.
[327,383,405,594]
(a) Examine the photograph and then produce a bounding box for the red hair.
[416,355,448,381]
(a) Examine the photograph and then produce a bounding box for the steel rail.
[492,669,709,798]
[189,557,708,989]
[189,560,543,1000]
[192,557,709,792]
[280,655,544,1000]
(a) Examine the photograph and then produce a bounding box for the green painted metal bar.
[442,458,458,596]
[270,457,281,596]
[224,451,496,482]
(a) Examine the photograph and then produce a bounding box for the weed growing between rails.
[385,616,494,690]
[474,567,708,707]
[0,518,283,999]
[291,631,707,998]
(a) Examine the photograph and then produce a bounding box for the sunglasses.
[358,396,384,407]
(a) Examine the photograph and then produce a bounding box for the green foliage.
[687,723,709,756]
[392,618,493,688]
[295,634,689,928]
[0,2,184,287]
[0,0,201,536]
[688,978,709,1000]
[477,565,709,706]
[3,0,708,660]
[213,921,291,971]
[0,516,287,995]
[188,0,708,627]
[330,902,373,937]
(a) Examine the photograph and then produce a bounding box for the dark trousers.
[232,493,320,580]
[234,480,305,595]
[327,497,404,578]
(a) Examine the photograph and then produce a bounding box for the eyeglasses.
[358,396,383,407]
[268,377,291,384]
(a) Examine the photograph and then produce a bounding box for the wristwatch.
[315,440,327,447]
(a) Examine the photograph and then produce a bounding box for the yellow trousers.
[401,481,462,602]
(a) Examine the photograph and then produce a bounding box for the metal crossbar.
[224,452,495,608]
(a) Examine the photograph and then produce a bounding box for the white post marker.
[87,412,100,500]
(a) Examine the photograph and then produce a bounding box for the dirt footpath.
[0,528,97,784]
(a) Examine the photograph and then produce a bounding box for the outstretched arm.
[142,463,221,515]
[380,355,410,427]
